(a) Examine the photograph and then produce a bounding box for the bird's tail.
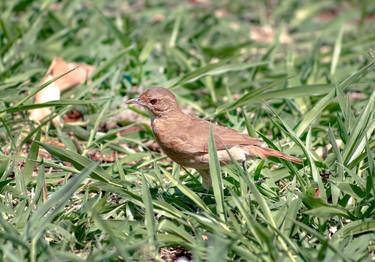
[246,146,302,164]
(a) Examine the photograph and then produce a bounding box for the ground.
[0,0,375,261]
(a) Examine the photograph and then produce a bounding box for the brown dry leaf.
[250,25,292,44]
[37,138,66,161]
[44,57,95,92]
[29,75,62,126]
[88,150,118,163]
[42,137,66,148]
[63,109,84,123]
[29,57,95,126]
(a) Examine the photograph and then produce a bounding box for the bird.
[126,87,301,188]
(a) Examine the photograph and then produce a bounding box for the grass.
[1,0,375,261]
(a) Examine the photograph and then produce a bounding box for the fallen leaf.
[88,150,117,163]
[29,75,62,126]
[29,57,95,126]
[63,109,84,123]
[45,57,94,92]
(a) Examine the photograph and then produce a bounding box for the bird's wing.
[179,117,262,154]
[213,124,263,149]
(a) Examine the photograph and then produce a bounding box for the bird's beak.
[125,97,140,105]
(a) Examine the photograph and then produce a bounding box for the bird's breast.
[151,117,198,167]
[151,118,168,144]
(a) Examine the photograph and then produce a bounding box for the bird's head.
[126,87,179,117]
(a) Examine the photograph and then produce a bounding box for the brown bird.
[126,87,301,188]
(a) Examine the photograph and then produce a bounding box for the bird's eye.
[149,98,157,105]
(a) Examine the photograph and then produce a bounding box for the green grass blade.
[25,162,99,239]
[90,210,130,260]
[343,91,375,164]
[208,128,226,222]
[330,26,344,76]
[37,142,121,187]
[295,61,375,136]
[333,220,375,240]
[247,175,296,261]
[291,219,350,262]
[91,47,134,79]
[169,9,182,48]
[23,131,41,183]
[171,60,268,87]
[141,175,158,258]
[14,67,78,108]
[273,120,327,201]
[162,172,213,215]
[84,100,110,154]
[2,99,109,114]
[328,127,344,180]
[94,6,131,48]
[217,83,333,114]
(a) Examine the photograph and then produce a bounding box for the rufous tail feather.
[247,146,302,164]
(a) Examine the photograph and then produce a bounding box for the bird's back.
[151,112,262,157]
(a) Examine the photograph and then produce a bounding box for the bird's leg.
[242,160,266,185]
[241,161,248,175]
[198,169,212,190]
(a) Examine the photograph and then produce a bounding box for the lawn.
[0,0,375,261]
